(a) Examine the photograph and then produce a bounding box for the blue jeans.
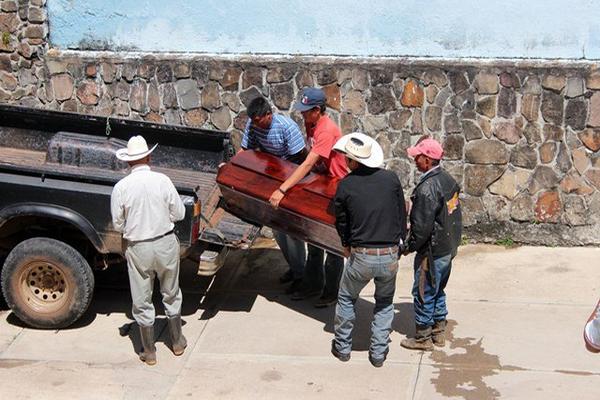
[412,253,452,327]
[334,250,398,359]
[273,230,306,280]
[305,244,343,297]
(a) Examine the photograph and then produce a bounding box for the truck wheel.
[1,237,94,329]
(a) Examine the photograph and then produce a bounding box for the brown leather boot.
[168,316,187,356]
[432,320,447,347]
[401,324,434,351]
[139,325,157,365]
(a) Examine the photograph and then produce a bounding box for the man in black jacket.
[401,138,462,351]
[330,132,407,367]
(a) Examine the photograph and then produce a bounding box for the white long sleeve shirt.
[110,164,185,241]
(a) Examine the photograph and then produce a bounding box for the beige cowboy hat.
[333,132,384,168]
[116,135,158,162]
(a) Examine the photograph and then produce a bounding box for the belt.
[128,230,174,244]
[351,245,398,256]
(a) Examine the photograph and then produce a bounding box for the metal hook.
[105,116,111,137]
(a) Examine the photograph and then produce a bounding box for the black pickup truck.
[0,104,259,329]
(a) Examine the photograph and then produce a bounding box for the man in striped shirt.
[241,96,308,292]
[241,97,307,164]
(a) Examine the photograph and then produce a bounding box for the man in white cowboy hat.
[111,135,186,365]
[330,132,407,368]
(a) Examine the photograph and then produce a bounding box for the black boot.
[139,325,157,365]
[400,324,434,351]
[168,316,187,356]
[432,320,447,347]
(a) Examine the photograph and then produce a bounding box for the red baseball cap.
[407,138,444,160]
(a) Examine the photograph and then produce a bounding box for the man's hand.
[399,241,411,256]
[343,246,351,258]
[269,189,285,208]
[398,242,409,257]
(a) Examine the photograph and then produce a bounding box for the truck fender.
[0,203,107,253]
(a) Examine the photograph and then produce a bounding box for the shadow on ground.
[3,244,415,353]
[4,256,214,330]
[198,245,416,352]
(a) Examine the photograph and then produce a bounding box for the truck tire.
[1,237,94,329]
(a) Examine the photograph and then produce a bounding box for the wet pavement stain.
[428,320,523,400]
[260,369,283,382]
[545,266,571,273]
[0,359,36,369]
[554,369,600,376]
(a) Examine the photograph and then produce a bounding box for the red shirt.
[306,115,348,179]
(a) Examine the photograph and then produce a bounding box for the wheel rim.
[18,260,70,314]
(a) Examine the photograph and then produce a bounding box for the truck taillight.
[192,199,201,242]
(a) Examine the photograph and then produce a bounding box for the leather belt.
[128,230,174,244]
[351,245,398,256]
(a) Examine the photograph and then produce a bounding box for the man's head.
[333,132,384,171]
[293,87,326,125]
[116,135,157,167]
[407,137,443,173]
[247,96,273,129]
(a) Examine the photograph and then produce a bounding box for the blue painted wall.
[47,0,600,59]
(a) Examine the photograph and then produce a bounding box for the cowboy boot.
[139,325,157,365]
[400,324,434,351]
[168,316,187,356]
[432,320,447,347]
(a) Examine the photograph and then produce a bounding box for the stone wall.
[0,0,46,104]
[2,2,600,246]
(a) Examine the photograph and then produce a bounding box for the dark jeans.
[273,230,306,280]
[304,244,343,297]
[412,253,452,327]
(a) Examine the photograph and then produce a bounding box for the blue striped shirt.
[241,114,306,159]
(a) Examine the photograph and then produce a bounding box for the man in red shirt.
[269,87,347,307]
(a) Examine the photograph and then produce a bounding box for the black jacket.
[407,167,462,258]
[334,167,407,248]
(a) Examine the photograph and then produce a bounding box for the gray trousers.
[125,233,183,327]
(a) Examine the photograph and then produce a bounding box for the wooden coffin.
[216,150,344,256]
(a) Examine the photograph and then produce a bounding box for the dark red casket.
[216,150,344,256]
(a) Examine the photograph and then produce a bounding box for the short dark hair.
[307,104,326,114]
[247,97,272,119]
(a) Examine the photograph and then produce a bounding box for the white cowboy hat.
[333,132,384,168]
[116,135,157,162]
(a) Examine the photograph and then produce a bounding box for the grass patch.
[495,237,517,248]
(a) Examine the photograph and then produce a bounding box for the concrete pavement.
[1,240,599,399]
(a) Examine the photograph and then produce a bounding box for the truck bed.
[0,146,255,247]
[0,104,259,249]
[0,146,214,195]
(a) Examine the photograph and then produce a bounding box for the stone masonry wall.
[2,1,600,246]
[0,0,46,104]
